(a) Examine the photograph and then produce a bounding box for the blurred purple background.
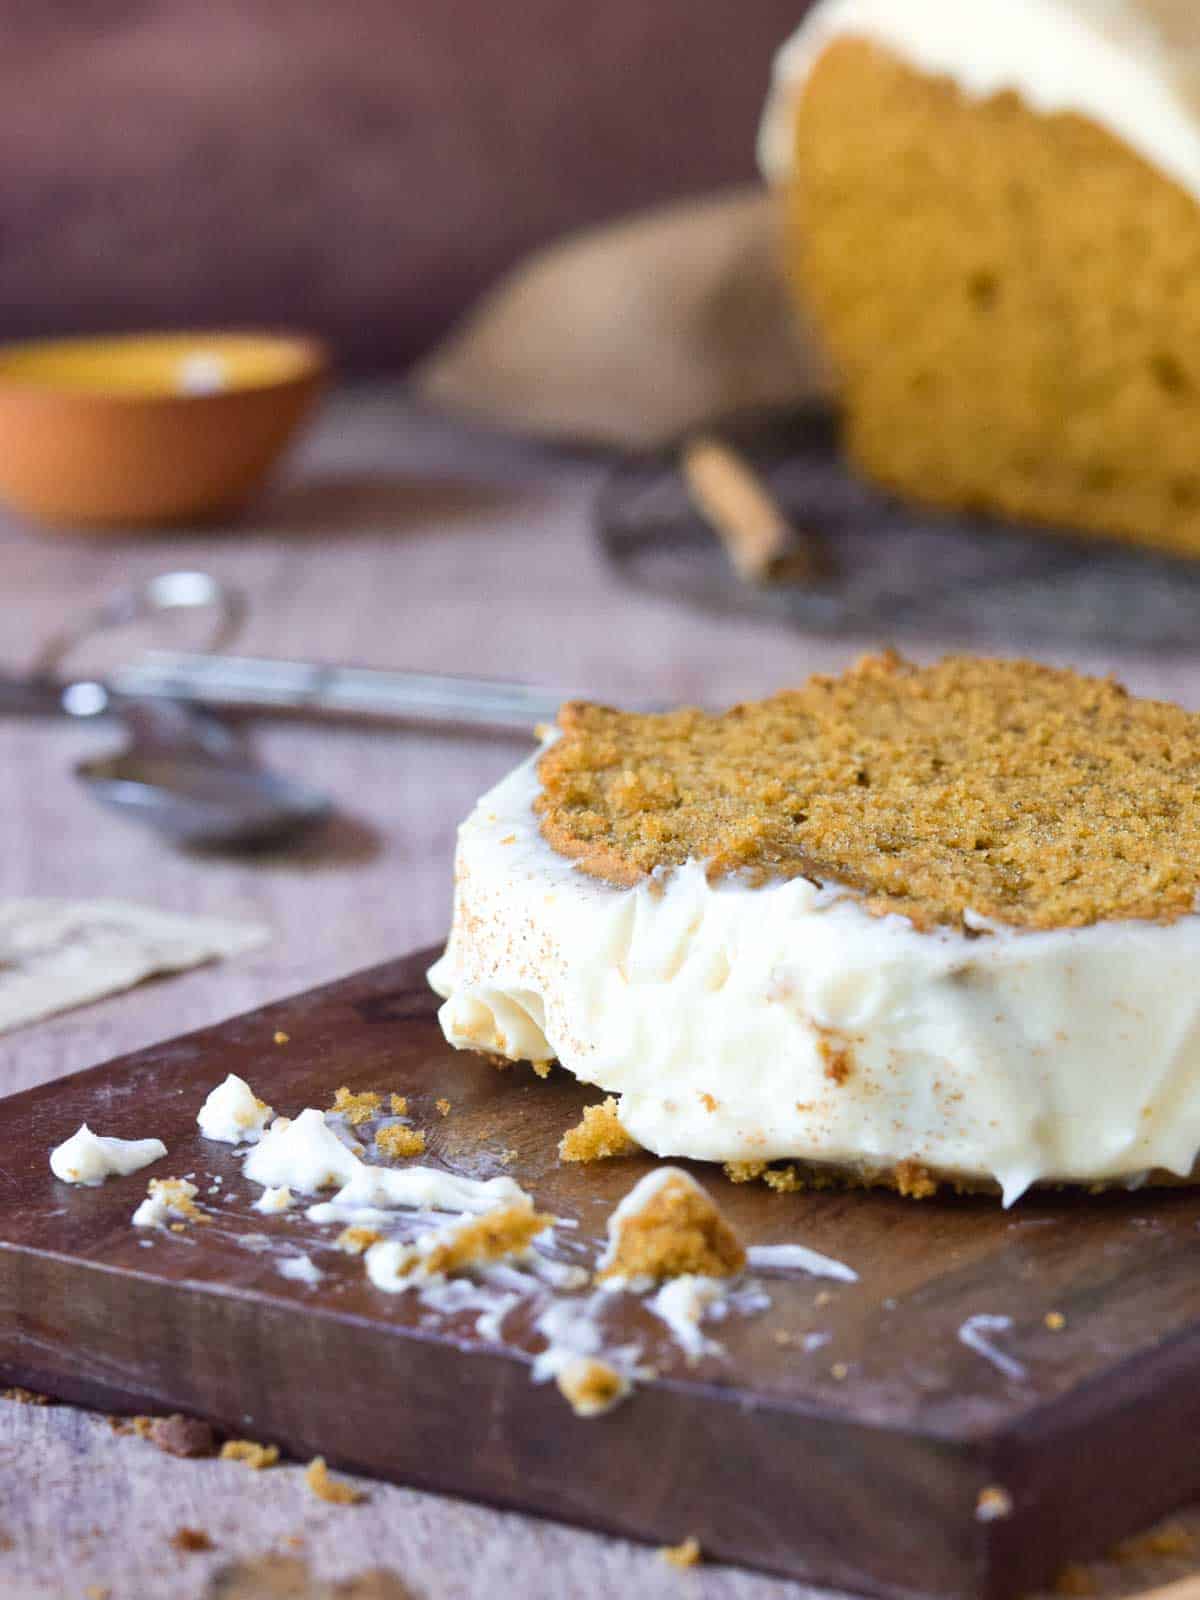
[1,2,807,370]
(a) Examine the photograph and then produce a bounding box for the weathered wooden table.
[2,387,1198,1600]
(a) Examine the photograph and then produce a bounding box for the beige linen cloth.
[414,186,830,449]
[0,900,268,1034]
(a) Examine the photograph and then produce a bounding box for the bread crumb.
[2,1386,49,1405]
[1045,1310,1067,1331]
[531,1060,553,1079]
[273,1030,290,1045]
[376,1124,426,1160]
[435,1098,451,1117]
[336,1225,384,1256]
[559,1097,639,1162]
[599,1169,746,1283]
[554,1357,630,1417]
[220,1439,280,1471]
[305,1456,364,1505]
[331,1087,383,1126]
[389,1094,408,1116]
[975,1485,1013,1522]
[830,1362,849,1381]
[659,1535,702,1569]
[170,1526,213,1552]
[815,1290,834,1308]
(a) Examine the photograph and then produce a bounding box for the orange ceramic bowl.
[0,330,327,532]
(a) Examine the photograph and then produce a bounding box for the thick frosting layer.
[757,0,1200,202]
[429,749,1200,1205]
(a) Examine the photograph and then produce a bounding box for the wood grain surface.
[2,387,1200,1599]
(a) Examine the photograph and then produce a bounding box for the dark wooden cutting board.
[1,946,1199,1600]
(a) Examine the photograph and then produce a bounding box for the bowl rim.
[0,327,330,403]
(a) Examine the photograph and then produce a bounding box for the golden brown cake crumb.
[554,1357,630,1418]
[170,1526,213,1552]
[413,1205,551,1278]
[599,1170,746,1283]
[330,1086,383,1126]
[389,1093,408,1116]
[659,1536,702,1569]
[305,1456,364,1505]
[1045,1310,1067,1331]
[273,1030,289,1045]
[894,1160,938,1200]
[559,1097,639,1162]
[724,1160,768,1184]
[531,1059,553,1079]
[220,1439,280,1471]
[337,1225,385,1256]
[376,1124,426,1161]
[1,1386,49,1405]
[435,1098,452,1117]
[536,654,1200,931]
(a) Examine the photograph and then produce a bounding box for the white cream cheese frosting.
[757,0,1200,203]
[197,1073,273,1145]
[49,1124,166,1186]
[428,747,1200,1205]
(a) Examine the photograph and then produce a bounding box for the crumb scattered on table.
[435,1098,451,1117]
[531,1060,553,1079]
[599,1171,745,1283]
[1,1387,49,1405]
[830,1362,849,1381]
[148,1413,217,1458]
[170,1526,213,1552]
[376,1124,426,1160]
[331,1087,383,1126]
[305,1455,364,1504]
[389,1093,408,1116]
[337,1224,385,1255]
[412,1205,551,1279]
[659,1535,702,1569]
[1045,1310,1067,1331]
[273,1030,290,1045]
[554,1358,630,1418]
[559,1097,639,1162]
[220,1439,280,1471]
